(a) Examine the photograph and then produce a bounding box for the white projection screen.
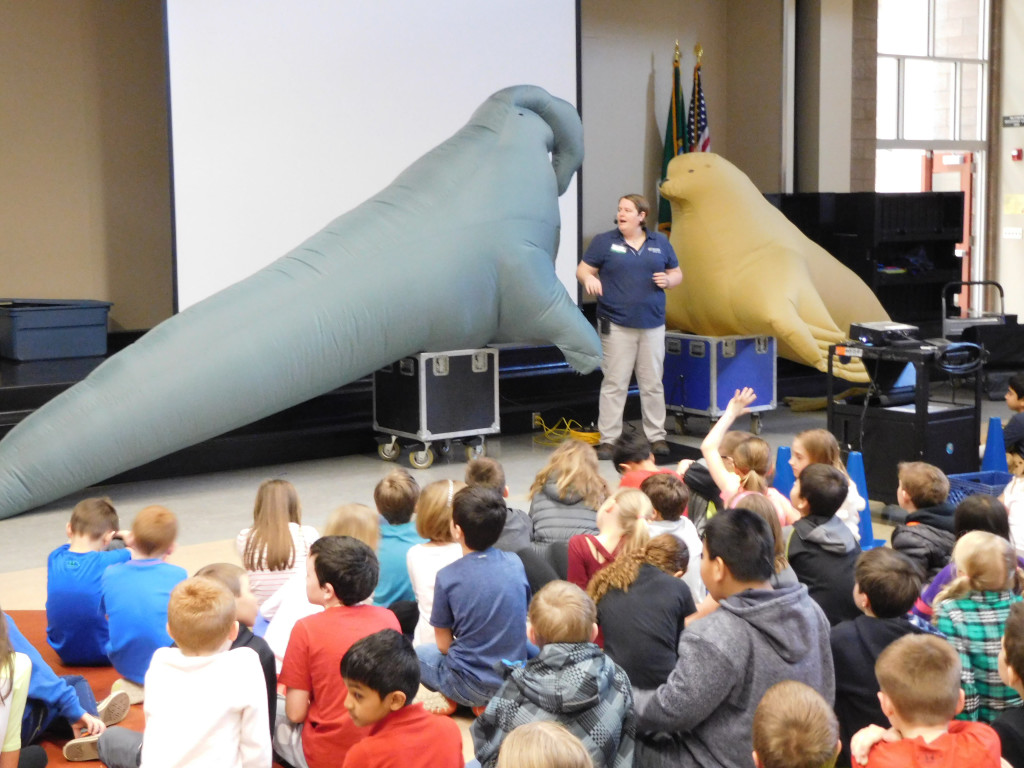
[165,0,581,311]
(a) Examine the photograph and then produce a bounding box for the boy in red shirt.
[340,629,463,768]
[275,536,401,768]
[850,634,1001,767]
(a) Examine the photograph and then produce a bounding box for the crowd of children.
[5,376,1024,767]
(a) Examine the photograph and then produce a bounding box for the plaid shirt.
[935,590,1023,722]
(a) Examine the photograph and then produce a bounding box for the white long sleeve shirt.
[141,645,271,768]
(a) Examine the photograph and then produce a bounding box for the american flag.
[688,61,710,153]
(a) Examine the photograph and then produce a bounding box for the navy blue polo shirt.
[582,228,678,329]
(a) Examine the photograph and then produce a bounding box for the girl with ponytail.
[701,387,798,526]
[587,534,695,687]
[566,488,651,591]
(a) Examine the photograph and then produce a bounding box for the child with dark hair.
[640,473,704,600]
[633,507,833,768]
[890,462,955,577]
[1003,374,1024,453]
[339,630,463,768]
[588,534,695,688]
[830,548,926,765]
[466,457,533,553]
[752,680,840,768]
[912,494,1018,621]
[47,497,132,666]
[786,463,861,625]
[416,486,531,713]
[372,469,425,608]
[275,536,401,768]
[994,602,1024,765]
[850,634,1001,767]
[472,581,634,768]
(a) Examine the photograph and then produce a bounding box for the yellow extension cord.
[532,416,601,447]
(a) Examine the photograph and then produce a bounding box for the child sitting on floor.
[275,536,401,768]
[566,488,650,592]
[752,680,840,768]
[639,473,704,600]
[700,387,798,526]
[338,629,463,768]
[471,581,634,768]
[786,463,861,625]
[406,480,464,646]
[933,530,1023,723]
[416,486,531,713]
[47,497,132,666]
[588,534,695,688]
[86,577,271,768]
[831,547,926,765]
[850,634,1001,767]
[528,440,608,545]
[101,505,188,702]
[372,469,424,610]
[789,428,865,540]
[194,563,276,738]
[890,462,956,577]
[993,602,1024,766]
[466,457,533,553]
[496,722,594,768]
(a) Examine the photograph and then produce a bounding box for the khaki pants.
[598,322,667,444]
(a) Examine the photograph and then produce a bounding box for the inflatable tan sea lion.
[662,152,888,381]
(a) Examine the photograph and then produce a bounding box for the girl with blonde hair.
[0,600,37,768]
[701,388,798,526]
[323,503,380,550]
[789,427,864,538]
[406,479,465,645]
[567,488,650,591]
[235,479,319,606]
[588,533,696,688]
[529,440,610,545]
[933,530,1024,722]
[496,721,594,768]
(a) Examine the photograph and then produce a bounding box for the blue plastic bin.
[0,299,112,361]
[947,470,1014,506]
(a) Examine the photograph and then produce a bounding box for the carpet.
[7,610,145,767]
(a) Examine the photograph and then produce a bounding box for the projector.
[849,321,921,347]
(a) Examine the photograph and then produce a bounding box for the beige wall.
[0,1,172,331]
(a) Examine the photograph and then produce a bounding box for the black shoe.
[596,443,614,460]
[651,440,671,456]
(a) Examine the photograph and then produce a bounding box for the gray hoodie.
[632,583,834,768]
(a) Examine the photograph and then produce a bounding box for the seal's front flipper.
[495,244,601,374]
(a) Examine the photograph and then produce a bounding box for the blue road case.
[663,333,777,434]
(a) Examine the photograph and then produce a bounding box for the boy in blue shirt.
[371,469,424,614]
[416,486,531,713]
[101,505,188,702]
[47,497,132,666]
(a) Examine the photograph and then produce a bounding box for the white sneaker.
[111,678,144,705]
[63,733,100,762]
[97,690,131,725]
